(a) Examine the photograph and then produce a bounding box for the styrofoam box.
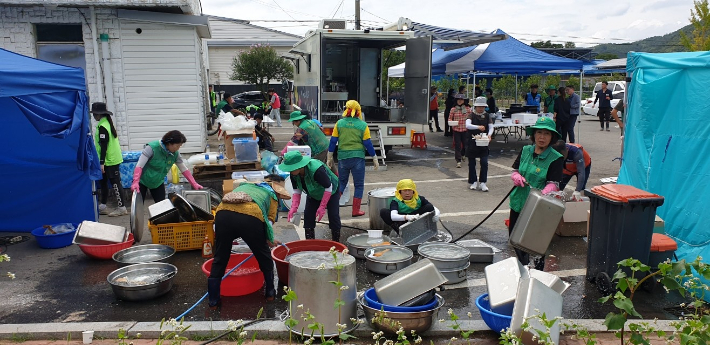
[287,145,312,158]
[563,200,590,223]
[528,269,570,294]
[484,257,529,315]
[510,278,563,345]
[511,113,538,125]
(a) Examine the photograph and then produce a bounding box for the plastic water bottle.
[205,144,211,165]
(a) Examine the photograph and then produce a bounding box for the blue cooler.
[119,151,142,188]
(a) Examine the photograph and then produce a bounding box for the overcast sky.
[202,0,695,47]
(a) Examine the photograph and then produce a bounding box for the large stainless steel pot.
[368,187,396,230]
[440,262,470,285]
[359,293,444,336]
[113,244,175,267]
[364,245,413,275]
[417,242,470,271]
[345,234,391,259]
[288,251,357,337]
[107,263,177,301]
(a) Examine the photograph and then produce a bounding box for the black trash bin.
[585,184,664,292]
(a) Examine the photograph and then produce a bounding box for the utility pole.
[355,0,361,30]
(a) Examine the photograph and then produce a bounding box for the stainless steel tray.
[148,200,176,220]
[182,190,211,212]
[374,258,447,306]
[113,244,176,266]
[149,208,180,225]
[510,189,565,255]
[399,211,437,246]
[73,221,128,245]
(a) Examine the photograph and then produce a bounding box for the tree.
[230,44,294,94]
[564,41,576,48]
[680,0,710,51]
[595,53,619,60]
[531,40,563,48]
[382,50,406,97]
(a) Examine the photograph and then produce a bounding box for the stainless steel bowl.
[417,242,470,271]
[359,293,444,336]
[107,263,177,301]
[440,262,471,285]
[345,234,391,259]
[364,245,413,275]
[113,244,175,266]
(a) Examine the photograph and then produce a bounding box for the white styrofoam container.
[562,200,590,223]
[287,145,312,158]
[484,257,529,315]
[475,139,490,147]
[511,113,538,125]
[528,269,570,294]
[510,278,563,345]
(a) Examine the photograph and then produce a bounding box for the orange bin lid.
[651,233,677,252]
[590,184,663,203]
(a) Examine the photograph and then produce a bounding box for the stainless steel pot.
[368,187,396,230]
[364,245,413,275]
[107,263,177,301]
[417,242,470,271]
[113,244,175,267]
[440,262,470,285]
[345,234,391,259]
[359,293,444,336]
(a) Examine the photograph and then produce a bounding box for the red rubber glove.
[541,182,558,195]
[511,171,527,187]
[131,167,143,193]
[281,141,295,156]
[288,192,302,222]
[316,191,332,221]
[183,170,203,190]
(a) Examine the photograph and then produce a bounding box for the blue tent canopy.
[0,48,101,232]
[619,51,710,299]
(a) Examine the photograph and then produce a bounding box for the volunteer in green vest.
[208,175,290,308]
[208,85,217,113]
[326,100,379,217]
[131,130,203,202]
[543,85,557,114]
[379,179,440,235]
[215,93,245,116]
[91,102,127,217]
[509,117,564,270]
[279,151,341,242]
[282,111,330,164]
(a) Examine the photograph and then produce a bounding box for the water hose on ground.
[451,187,514,243]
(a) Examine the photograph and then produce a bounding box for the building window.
[35,24,86,71]
[36,24,83,42]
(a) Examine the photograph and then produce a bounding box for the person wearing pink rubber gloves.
[278,151,341,242]
[508,117,564,270]
[130,130,203,202]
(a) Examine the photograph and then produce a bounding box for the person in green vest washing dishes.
[208,175,291,308]
[279,151,341,242]
[282,111,330,165]
[92,102,128,217]
[130,130,203,202]
[508,117,564,270]
[326,100,379,217]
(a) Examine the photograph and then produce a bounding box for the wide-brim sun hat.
[525,117,560,137]
[288,111,307,122]
[278,150,311,172]
[473,96,488,107]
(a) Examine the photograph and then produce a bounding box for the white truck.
[582,81,626,116]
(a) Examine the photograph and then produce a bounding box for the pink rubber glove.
[511,171,527,187]
[541,182,558,195]
[316,191,332,221]
[183,170,203,190]
[288,192,302,222]
[131,167,143,193]
[281,141,295,156]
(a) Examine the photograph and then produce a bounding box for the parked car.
[582,81,625,116]
[231,91,266,109]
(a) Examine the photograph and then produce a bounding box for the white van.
[582,81,625,116]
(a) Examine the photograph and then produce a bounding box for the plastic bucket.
[202,253,264,296]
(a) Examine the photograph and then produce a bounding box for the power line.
[331,0,345,19]
[361,7,391,23]
[270,0,297,20]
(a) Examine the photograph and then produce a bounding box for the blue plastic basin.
[31,224,78,249]
[476,293,512,333]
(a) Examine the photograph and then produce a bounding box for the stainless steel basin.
[107,263,177,301]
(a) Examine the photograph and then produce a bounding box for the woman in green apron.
[91,102,127,217]
[508,117,564,270]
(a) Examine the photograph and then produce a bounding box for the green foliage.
[383,50,406,94]
[156,318,190,345]
[531,40,563,48]
[596,53,619,60]
[565,42,576,48]
[230,44,294,93]
[681,0,710,51]
[492,75,518,107]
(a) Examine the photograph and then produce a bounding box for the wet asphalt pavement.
[0,116,689,324]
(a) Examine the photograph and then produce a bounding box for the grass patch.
[9,333,31,343]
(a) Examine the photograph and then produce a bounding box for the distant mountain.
[592,24,692,58]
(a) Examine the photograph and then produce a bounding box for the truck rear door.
[403,36,432,125]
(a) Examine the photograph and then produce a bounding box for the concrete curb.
[0,319,680,340]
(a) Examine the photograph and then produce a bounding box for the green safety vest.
[335,117,367,160]
[509,145,562,213]
[210,91,217,107]
[140,141,178,189]
[233,183,277,241]
[294,159,339,200]
[94,117,123,166]
[395,198,421,214]
[299,119,328,155]
[544,95,557,113]
[216,100,229,114]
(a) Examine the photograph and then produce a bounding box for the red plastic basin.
[202,253,264,296]
[78,233,135,259]
[271,239,347,285]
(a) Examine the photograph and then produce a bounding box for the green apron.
[335,117,367,160]
[140,141,178,189]
[233,183,277,241]
[395,198,421,214]
[299,119,329,155]
[294,160,339,200]
[94,117,123,166]
[509,145,562,213]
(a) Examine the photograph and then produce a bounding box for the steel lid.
[130,191,144,242]
[288,251,355,269]
[169,193,197,221]
[346,233,391,247]
[368,187,396,198]
[418,242,469,261]
[364,245,413,263]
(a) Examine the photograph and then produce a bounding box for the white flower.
[450,337,457,341]
[336,323,346,330]
[439,319,445,323]
[297,304,303,309]
[135,333,141,338]
[7,272,15,279]
[317,263,326,270]
[396,328,405,335]
[415,336,423,344]
[467,312,472,318]
[340,285,349,291]
[329,246,336,254]
[342,248,349,255]
[0,254,10,262]
[239,331,247,338]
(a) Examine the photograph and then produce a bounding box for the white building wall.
[0,0,201,14]
[208,45,293,85]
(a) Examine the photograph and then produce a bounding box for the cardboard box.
[223,179,236,196]
[223,129,255,159]
[287,145,311,157]
[653,215,665,234]
[555,201,590,237]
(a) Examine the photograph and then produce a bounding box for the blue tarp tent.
[0,48,101,232]
[619,51,710,299]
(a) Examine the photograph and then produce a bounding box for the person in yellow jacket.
[92,102,127,217]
